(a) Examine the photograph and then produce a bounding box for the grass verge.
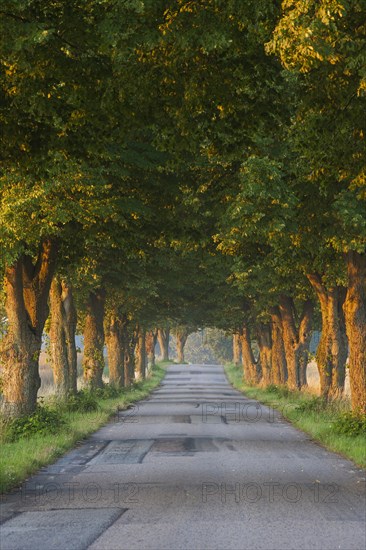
[0,363,166,494]
[224,363,366,468]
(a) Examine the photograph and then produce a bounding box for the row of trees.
[148,0,366,411]
[1,1,365,417]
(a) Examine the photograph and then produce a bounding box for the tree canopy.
[1,0,365,415]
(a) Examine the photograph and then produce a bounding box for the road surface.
[1,364,365,549]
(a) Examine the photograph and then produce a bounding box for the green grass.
[224,363,366,468]
[0,363,166,494]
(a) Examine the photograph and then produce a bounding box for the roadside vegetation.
[0,364,166,494]
[225,364,366,468]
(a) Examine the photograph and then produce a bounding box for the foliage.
[6,405,65,441]
[269,0,366,257]
[94,384,122,399]
[333,411,366,437]
[264,384,292,399]
[205,329,233,364]
[59,390,99,413]
[295,396,328,413]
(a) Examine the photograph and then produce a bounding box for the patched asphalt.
[1,364,365,549]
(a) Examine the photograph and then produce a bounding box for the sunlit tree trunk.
[105,310,126,388]
[0,241,58,417]
[135,326,146,380]
[50,278,69,397]
[270,307,287,385]
[279,296,313,391]
[146,329,158,370]
[174,327,189,363]
[233,332,241,366]
[83,288,106,389]
[343,252,366,413]
[256,323,272,386]
[157,327,170,361]
[49,278,77,397]
[307,275,347,399]
[241,323,260,384]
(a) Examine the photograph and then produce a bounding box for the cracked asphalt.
[1,364,365,550]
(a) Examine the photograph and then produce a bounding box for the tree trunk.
[135,326,146,380]
[50,278,68,397]
[307,275,348,399]
[83,289,106,389]
[176,337,185,363]
[240,323,260,384]
[256,323,272,386]
[105,311,126,388]
[124,349,135,386]
[296,300,313,389]
[124,324,137,386]
[157,327,170,361]
[299,341,309,388]
[62,281,78,395]
[233,332,241,366]
[49,278,77,398]
[145,329,158,370]
[279,296,314,391]
[174,327,189,363]
[343,252,366,413]
[270,307,287,385]
[0,241,58,417]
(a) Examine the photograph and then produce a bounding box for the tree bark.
[49,278,78,398]
[105,311,126,388]
[135,326,146,380]
[145,329,158,370]
[83,289,106,389]
[240,323,260,384]
[124,324,137,386]
[62,281,78,395]
[270,307,287,385]
[157,327,170,361]
[256,323,272,386]
[343,252,366,413]
[232,332,241,366]
[0,240,58,417]
[279,296,314,391]
[307,275,348,399]
[50,278,69,397]
[174,327,189,363]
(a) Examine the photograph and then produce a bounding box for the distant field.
[307,360,351,397]
[38,350,84,397]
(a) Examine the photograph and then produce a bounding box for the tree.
[82,288,106,389]
[269,0,366,410]
[104,307,127,389]
[0,0,171,415]
[232,332,241,366]
[2,0,365,417]
[157,327,170,362]
[145,328,158,369]
[49,277,77,397]
[0,241,57,415]
[172,325,194,363]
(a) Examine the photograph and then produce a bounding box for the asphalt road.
[1,364,365,550]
